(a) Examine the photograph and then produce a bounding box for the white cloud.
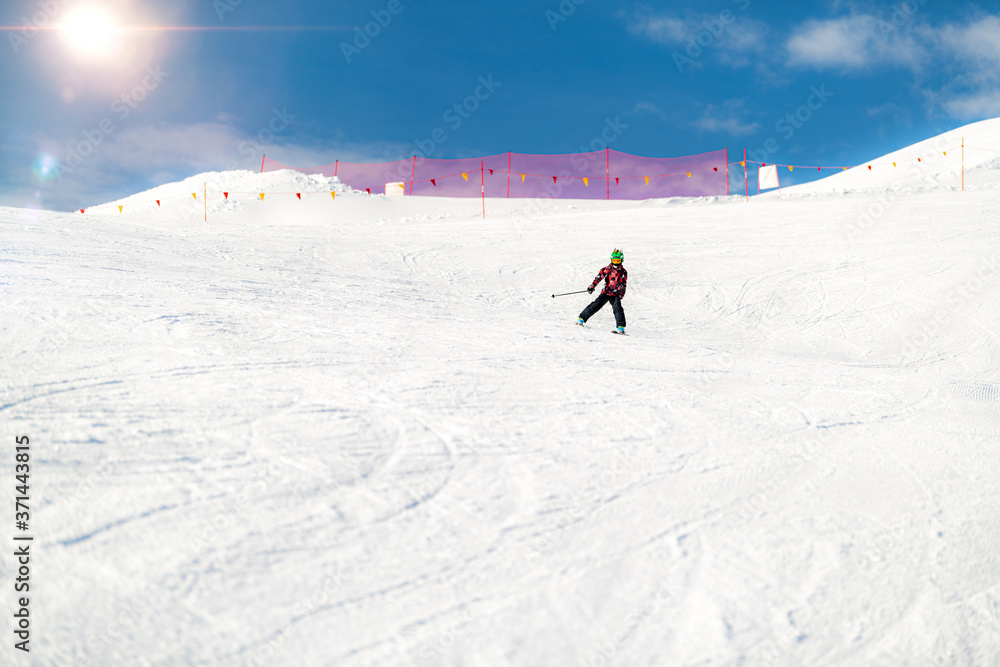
[693,100,760,137]
[622,4,768,65]
[630,102,668,121]
[943,91,1000,119]
[786,15,925,70]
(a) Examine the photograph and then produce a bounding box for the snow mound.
[81,169,360,220]
[782,116,1000,196]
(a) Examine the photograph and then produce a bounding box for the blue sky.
[2,0,999,210]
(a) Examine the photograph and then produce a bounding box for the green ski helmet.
[610,248,623,265]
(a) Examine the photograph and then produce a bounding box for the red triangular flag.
[156,200,161,207]
[868,165,872,170]
[917,158,922,162]
[713,167,718,172]
[552,176,557,184]
[223,192,229,199]
[615,178,619,185]
[488,169,494,175]
[366,188,371,194]
[817,167,821,171]
[296,193,301,200]
[80,209,85,214]
[763,163,767,167]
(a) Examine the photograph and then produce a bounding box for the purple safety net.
[261,148,730,200]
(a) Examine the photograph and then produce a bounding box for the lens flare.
[32,154,60,183]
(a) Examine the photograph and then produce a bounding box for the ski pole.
[552,290,589,298]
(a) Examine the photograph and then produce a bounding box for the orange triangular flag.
[644,176,649,185]
[842,167,847,171]
[740,161,746,167]
[259,193,265,201]
[521,174,526,183]
[331,192,336,199]
[431,179,436,186]
[118,205,123,213]
[583,177,589,187]
[223,192,229,199]
[156,200,161,206]
[943,151,947,156]
[192,193,197,200]
[462,173,468,181]
[788,166,794,172]
[892,162,896,167]
[686,172,692,177]
[296,193,301,200]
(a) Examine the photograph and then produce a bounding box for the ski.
[611,330,627,336]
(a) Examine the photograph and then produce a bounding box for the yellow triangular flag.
[583,177,589,187]
[892,162,896,167]
[521,174,526,183]
[788,166,794,172]
[842,167,847,171]
[943,151,947,156]
[331,192,336,200]
[644,176,649,185]
[686,172,691,177]
[740,161,746,167]
[118,205,123,213]
[462,173,468,181]
[259,193,265,201]
[192,193,197,200]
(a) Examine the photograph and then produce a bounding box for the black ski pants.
[580,293,626,328]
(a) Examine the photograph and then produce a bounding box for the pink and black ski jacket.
[590,264,627,298]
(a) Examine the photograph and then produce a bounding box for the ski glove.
[587,287,594,294]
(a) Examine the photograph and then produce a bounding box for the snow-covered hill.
[2,121,999,666]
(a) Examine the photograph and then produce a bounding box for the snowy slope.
[784,116,1000,195]
[2,123,1000,667]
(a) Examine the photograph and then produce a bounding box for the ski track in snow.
[2,128,1000,666]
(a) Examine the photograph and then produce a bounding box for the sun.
[58,6,123,61]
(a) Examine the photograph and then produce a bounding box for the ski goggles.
[611,258,622,264]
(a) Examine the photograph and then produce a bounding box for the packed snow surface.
[2,121,1000,666]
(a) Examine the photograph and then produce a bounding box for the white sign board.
[758,164,780,191]
[385,182,406,196]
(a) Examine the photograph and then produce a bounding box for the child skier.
[577,249,627,334]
